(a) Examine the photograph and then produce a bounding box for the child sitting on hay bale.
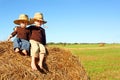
[8,14,32,56]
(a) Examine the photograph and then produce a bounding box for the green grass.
[48,44,120,80]
[72,48,120,80]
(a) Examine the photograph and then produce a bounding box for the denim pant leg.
[13,38,21,50]
[21,39,30,52]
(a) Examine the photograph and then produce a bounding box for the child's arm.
[7,35,13,41]
[42,29,46,45]
[7,27,17,41]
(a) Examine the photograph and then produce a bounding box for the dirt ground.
[0,41,88,80]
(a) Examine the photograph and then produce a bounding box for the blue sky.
[0,0,120,43]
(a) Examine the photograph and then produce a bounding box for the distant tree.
[48,42,55,45]
[74,43,78,45]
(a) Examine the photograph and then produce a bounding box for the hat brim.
[14,20,31,25]
[30,18,47,24]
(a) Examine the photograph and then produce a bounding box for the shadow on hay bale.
[0,41,89,80]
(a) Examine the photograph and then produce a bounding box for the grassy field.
[48,44,120,80]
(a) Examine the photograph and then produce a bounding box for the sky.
[0,0,120,43]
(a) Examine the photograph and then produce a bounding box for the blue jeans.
[13,38,30,52]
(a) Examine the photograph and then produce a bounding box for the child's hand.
[7,38,11,41]
[7,35,12,41]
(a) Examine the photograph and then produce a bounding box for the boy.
[28,12,47,70]
[8,14,31,56]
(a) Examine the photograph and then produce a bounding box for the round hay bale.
[0,41,88,80]
[99,43,105,47]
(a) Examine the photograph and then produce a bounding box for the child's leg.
[14,48,20,53]
[31,56,37,70]
[21,39,30,55]
[13,38,21,53]
[22,49,27,56]
[30,40,39,70]
[38,53,45,69]
[38,43,46,69]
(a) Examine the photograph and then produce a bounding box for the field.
[48,43,120,80]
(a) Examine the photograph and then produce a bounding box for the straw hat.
[14,14,31,25]
[31,12,47,24]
